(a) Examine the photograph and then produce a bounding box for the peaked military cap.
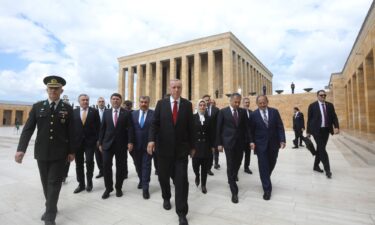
[43,75,66,87]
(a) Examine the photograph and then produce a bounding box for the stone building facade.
[118,32,273,107]
[329,1,375,138]
[0,101,32,127]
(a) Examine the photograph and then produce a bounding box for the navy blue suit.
[249,107,285,193]
[131,109,154,190]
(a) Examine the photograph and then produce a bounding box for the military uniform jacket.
[17,100,75,161]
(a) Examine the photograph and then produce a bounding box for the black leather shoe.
[44,221,56,225]
[102,189,112,199]
[195,176,200,187]
[299,144,304,147]
[201,186,207,194]
[263,192,271,201]
[137,182,142,189]
[231,194,239,203]
[95,173,103,179]
[41,212,46,221]
[244,168,253,174]
[163,199,171,210]
[143,189,150,199]
[292,146,298,149]
[179,215,188,225]
[116,189,123,197]
[326,171,332,179]
[86,180,93,192]
[73,185,85,194]
[207,170,214,176]
[313,166,324,173]
[214,164,220,169]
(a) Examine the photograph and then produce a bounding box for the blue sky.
[0,0,372,105]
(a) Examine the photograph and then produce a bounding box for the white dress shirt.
[318,100,327,127]
[138,110,148,124]
[170,96,180,111]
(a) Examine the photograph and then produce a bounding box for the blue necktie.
[140,111,145,128]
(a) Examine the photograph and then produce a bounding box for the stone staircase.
[333,131,375,166]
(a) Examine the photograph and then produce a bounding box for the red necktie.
[172,101,178,125]
[114,109,118,127]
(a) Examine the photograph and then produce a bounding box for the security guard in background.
[15,75,75,225]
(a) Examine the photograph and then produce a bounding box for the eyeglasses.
[319,94,326,97]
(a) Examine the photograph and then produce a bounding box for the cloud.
[0,0,372,105]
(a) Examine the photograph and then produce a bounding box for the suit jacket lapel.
[135,110,141,128]
[176,99,184,126]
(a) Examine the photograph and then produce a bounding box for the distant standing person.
[306,90,339,179]
[15,75,75,225]
[292,107,305,149]
[291,82,295,94]
[262,85,266,95]
[249,95,285,201]
[15,119,20,134]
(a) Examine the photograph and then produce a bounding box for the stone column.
[364,54,375,133]
[0,109,3,127]
[250,66,254,93]
[232,52,238,93]
[222,48,233,96]
[208,50,215,97]
[181,56,189,99]
[194,53,201,100]
[118,67,125,99]
[145,63,151,97]
[351,75,358,130]
[356,68,367,132]
[136,65,143,107]
[347,80,353,129]
[155,61,162,101]
[11,109,16,126]
[170,58,176,79]
[127,67,134,101]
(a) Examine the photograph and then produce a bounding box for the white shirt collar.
[170,96,180,103]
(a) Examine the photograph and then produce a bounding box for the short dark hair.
[294,107,299,111]
[256,95,268,103]
[110,93,122,100]
[139,96,150,102]
[202,94,210,99]
[230,93,242,100]
[317,90,326,96]
[124,100,133,107]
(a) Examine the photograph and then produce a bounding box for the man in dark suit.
[306,90,339,179]
[249,95,285,201]
[15,75,75,225]
[242,97,253,174]
[130,96,154,199]
[202,94,220,174]
[147,79,195,225]
[95,97,107,178]
[72,94,100,193]
[216,93,251,204]
[292,107,305,149]
[99,93,134,199]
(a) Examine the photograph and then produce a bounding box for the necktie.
[82,109,87,125]
[262,109,269,127]
[172,100,178,125]
[140,111,145,128]
[114,109,118,127]
[233,109,238,126]
[50,102,56,114]
[322,104,328,127]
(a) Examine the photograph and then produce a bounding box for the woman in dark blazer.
[192,99,215,194]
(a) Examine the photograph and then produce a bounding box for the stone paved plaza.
[0,126,374,225]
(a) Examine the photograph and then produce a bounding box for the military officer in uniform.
[15,75,75,225]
